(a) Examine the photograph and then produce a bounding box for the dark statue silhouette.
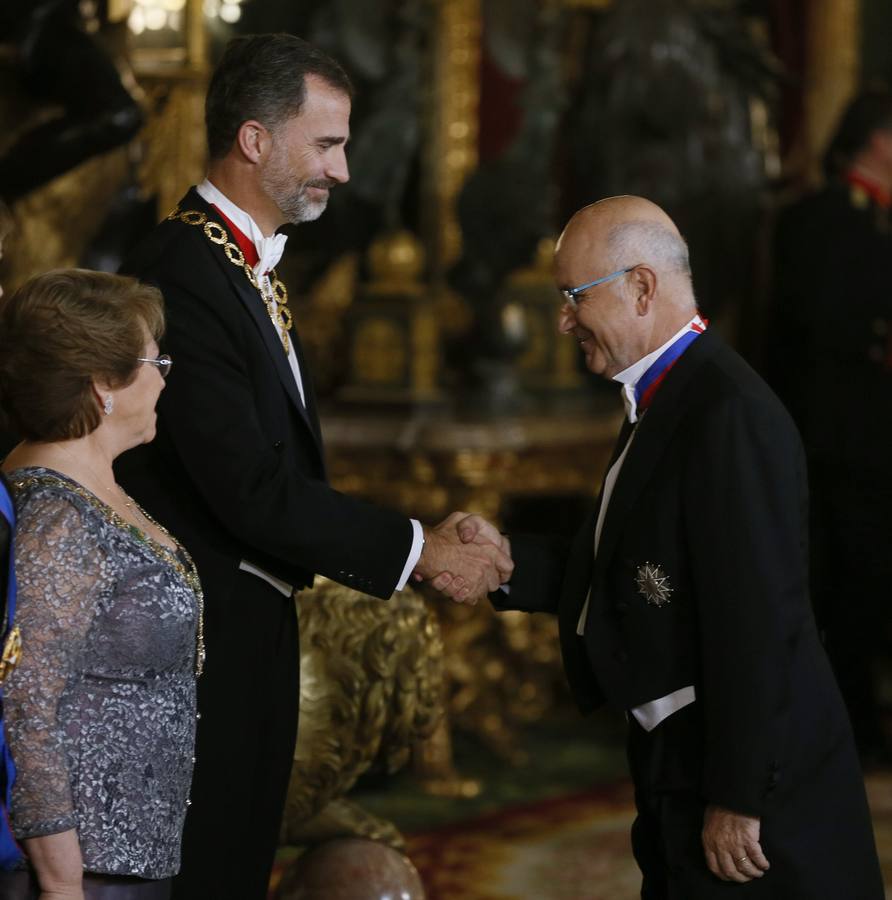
[0,0,142,203]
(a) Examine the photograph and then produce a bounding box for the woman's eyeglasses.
[137,354,173,379]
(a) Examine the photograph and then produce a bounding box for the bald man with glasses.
[452,196,883,899]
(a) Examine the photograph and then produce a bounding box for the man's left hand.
[702,805,770,883]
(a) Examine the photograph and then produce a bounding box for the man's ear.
[235,119,271,164]
[630,265,658,315]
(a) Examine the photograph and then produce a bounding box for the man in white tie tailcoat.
[120,33,510,900]
[453,196,882,899]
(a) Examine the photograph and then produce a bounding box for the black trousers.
[171,570,300,900]
[627,705,884,899]
[626,703,739,900]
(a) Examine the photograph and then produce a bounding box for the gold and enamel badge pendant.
[635,562,673,607]
[0,626,22,682]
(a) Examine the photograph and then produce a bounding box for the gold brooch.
[635,562,673,607]
[0,626,22,683]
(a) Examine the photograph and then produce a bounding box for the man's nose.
[327,146,349,185]
[557,303,575,334]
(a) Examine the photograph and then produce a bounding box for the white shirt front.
[197,179,423,595]
[577,316,705,731]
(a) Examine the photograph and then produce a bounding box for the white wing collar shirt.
[196,179,424,596]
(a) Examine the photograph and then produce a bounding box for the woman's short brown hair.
[0,268,165,442]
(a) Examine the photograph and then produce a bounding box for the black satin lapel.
[609,416,635,468]
[593,329,722,573]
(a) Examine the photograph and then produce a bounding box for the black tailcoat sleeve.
[118,189,413,599]
[493,524,607,715]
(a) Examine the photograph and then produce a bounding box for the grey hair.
[205,34,353,161]
[606,221,692,280]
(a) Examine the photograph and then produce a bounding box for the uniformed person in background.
[767,87,892,765]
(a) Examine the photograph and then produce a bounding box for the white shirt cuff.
[395,519,424,591]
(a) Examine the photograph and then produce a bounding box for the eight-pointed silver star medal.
[635,562,673,607]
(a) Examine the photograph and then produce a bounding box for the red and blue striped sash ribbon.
[635,320,706,414]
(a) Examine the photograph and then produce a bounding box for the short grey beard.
[261,169,329,224]
[282,191,328,224]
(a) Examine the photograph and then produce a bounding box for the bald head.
[554,196,699,378]
[564,195,678,237]
[555,195,696,314]
[557,197,692,300]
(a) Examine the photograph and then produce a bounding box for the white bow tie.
[254,233,288,277]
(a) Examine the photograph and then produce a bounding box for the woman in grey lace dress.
[0,269,203,900]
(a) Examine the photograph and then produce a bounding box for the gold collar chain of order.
[168,208,293,354]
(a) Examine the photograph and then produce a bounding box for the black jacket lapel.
[593,327,723,575]
[288,326,326,466]
[178,189,321,447]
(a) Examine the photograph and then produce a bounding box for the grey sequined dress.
[4,468,201,879]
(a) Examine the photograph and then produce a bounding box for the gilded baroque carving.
[427,0,481,275]
[137,79,207,218]
[322,412,621,756]
[0,151,130,294]
[281,579,444,849]
[800,0,861,185]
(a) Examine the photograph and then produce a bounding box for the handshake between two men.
[413,513,510,603]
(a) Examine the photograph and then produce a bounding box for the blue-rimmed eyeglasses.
[137,354,173,379]
[560,266,635,310]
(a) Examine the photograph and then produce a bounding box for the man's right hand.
[414,511,513,603]
[702,805,769,883]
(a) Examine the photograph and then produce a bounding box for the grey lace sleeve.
[5,490,111,838]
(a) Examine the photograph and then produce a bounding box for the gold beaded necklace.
[168,208,293,354]
[58,445,158,540]
[13,471,206,677]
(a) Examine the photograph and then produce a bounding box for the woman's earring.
[103,396,114,416]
